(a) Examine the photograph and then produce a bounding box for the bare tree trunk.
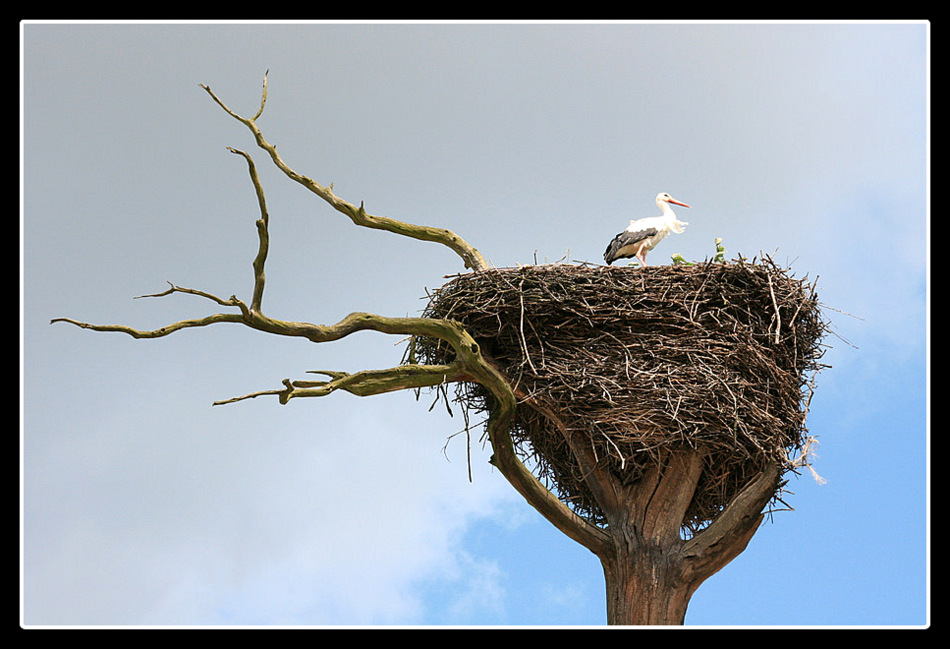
[601,541,695,625]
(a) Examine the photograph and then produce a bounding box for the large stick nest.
[416,259,828,533]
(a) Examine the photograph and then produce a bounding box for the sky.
[21,21,929,628]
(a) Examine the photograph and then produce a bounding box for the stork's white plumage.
[604,192,691,267]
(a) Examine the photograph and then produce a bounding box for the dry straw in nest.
[416,258,828,534]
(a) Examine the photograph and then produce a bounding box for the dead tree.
[53,75,827,625]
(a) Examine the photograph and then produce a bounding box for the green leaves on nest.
[672,237,729,266]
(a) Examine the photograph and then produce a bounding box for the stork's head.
[656,192,691,209]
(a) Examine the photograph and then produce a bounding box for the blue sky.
[22,21,928,627]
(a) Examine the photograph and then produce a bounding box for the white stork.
[604,192,691,266]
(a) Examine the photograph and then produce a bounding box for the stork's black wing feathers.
[604,228,658,265]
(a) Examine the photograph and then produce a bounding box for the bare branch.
[199,75,489,271]
[295,364,468,397]
[680,462,782,586]
[213,385,290,406]
[215,363,470,407]
[226,147,269,313]
[50,312,245,339]
[252,69,268,121]
[52,282,248,337]
[134,281,245,309]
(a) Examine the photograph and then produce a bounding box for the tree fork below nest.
[594,450,779,624]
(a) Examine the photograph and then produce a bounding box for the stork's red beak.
[669,198,691,208]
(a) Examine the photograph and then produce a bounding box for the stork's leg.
[636,242,649,267]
